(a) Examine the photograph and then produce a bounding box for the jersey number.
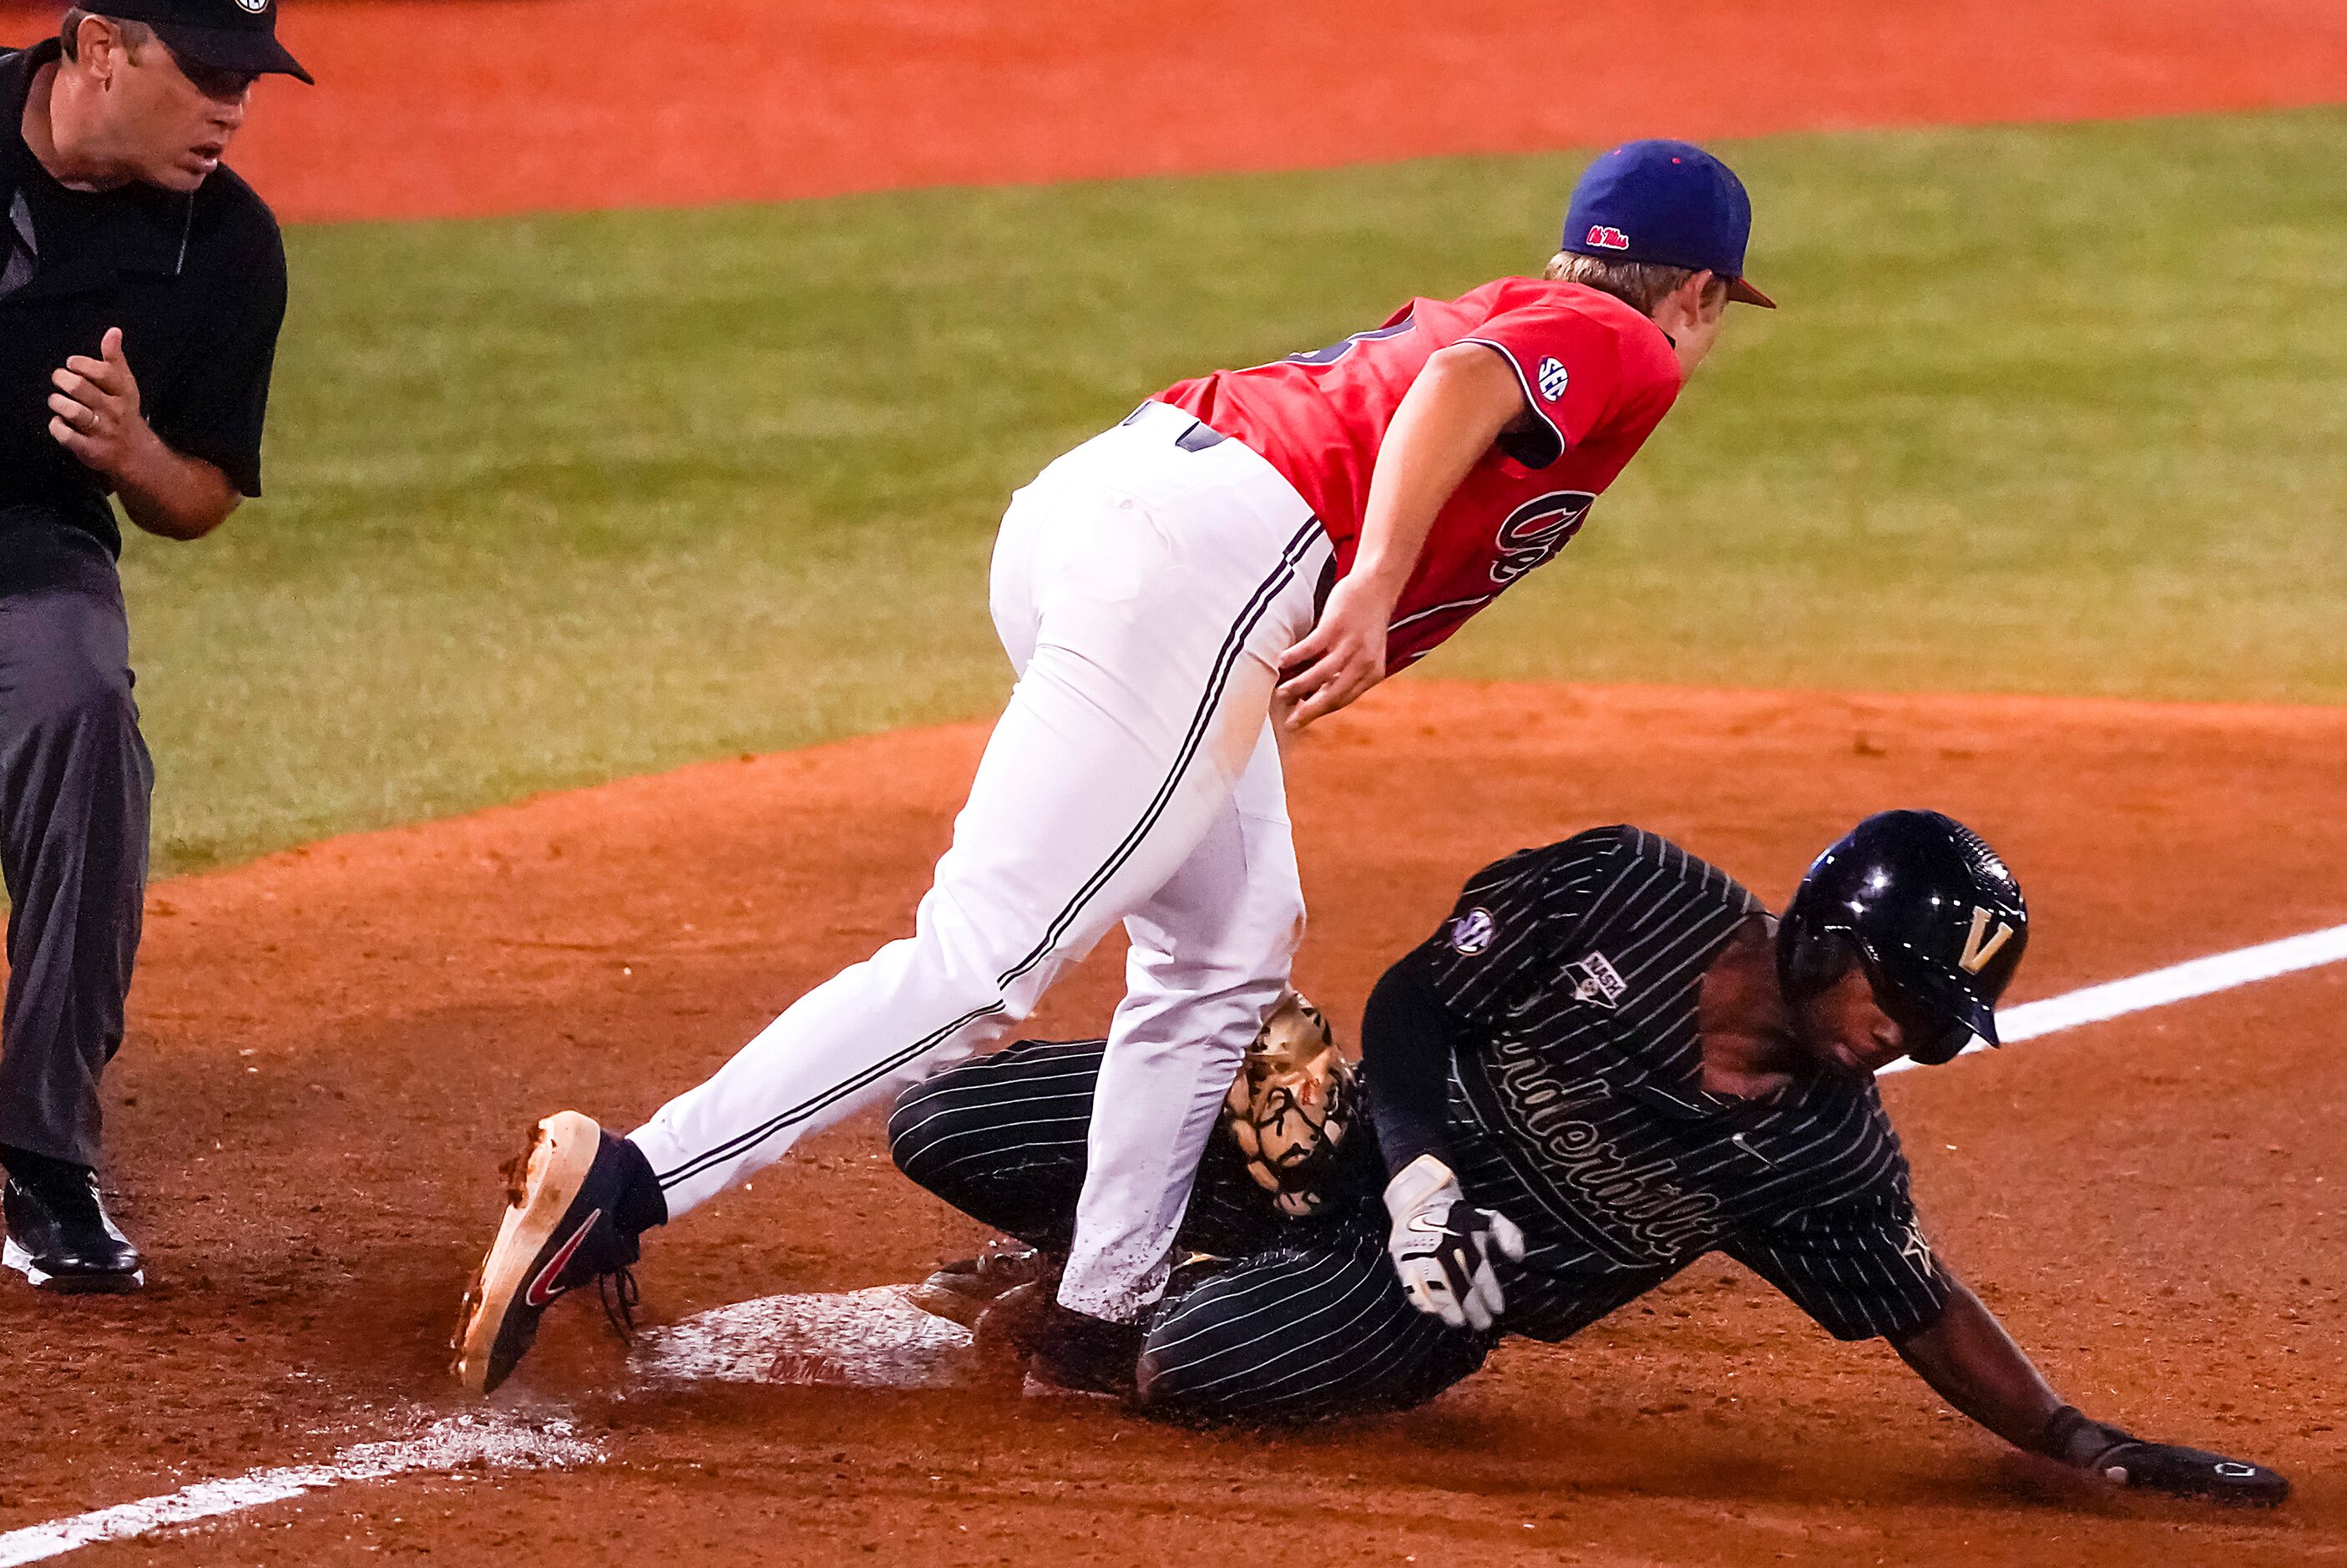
[1491,491,1597,584]
[1283,315,1418,367]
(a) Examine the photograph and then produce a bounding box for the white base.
[630,1286,977,1391]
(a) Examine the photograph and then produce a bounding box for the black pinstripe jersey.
[1417,826,1950,1343]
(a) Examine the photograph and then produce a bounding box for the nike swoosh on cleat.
[524,1209,604,1308]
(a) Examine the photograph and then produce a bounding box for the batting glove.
[1383,1153,1525,1333]
[2043,1406,2290,1507]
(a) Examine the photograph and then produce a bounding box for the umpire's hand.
[47,326,240,541]
[1383,1153,1525,1333]
[48,326,156,480]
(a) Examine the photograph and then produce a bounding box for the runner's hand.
[2044,1407,2290,1506]
[1383,1153,1525,1332]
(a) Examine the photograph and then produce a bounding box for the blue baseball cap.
[1560,139,1773,308]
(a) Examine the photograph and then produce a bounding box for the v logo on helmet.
[1959,908,2016,974]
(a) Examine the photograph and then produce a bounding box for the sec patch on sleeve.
[1449,908,1497,955]
[1536,357,1570,401]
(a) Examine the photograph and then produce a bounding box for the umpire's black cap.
[1778,810,2030,1065]
[92,0,312,85]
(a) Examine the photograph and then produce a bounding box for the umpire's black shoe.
[2,1170,144,1294]
[452,1112,665,1395]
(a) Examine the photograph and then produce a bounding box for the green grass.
[123,109,2347,876]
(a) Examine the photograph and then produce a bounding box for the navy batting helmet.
[1778,811,2029,1066]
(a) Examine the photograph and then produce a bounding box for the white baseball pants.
[628,402,1333,1321]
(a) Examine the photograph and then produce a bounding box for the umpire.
[891,815,2290,1506]
[0,2,305,1292]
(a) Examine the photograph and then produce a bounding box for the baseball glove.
[1220,991,1358,1219]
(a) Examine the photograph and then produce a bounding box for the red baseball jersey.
[1159,278,1683,667]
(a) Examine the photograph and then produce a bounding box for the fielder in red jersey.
[1162,277,1684,668]
[1156,137,1783,731]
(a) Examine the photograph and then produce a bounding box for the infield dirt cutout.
[0,681,2340,1564]
[13,0,2338,221]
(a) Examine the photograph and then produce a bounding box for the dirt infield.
[0,680,2341,1564]
[3,0,2338,220]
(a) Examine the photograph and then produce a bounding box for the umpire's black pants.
[0,515,151,1171]
[889,1038,1490,1423]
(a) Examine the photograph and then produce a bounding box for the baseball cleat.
[970,1282,1142,1401]
[452,1111,654,1395]
[1,1172,144,1294]
[1023,1302,1146,1402]
[903,1239,1055,1328]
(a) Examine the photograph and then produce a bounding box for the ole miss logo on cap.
[1585,225,1631,250]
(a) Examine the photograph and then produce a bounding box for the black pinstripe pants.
[889,1038,1490,1423]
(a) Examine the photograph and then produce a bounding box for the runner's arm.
[1889,1277,2289,1502]
[1360,948,1464,1175]
[1887,1277,2064,1453]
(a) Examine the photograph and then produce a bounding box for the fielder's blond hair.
[1543,251,1727,316]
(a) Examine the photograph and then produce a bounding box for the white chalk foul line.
[1879,919,2347,1076]
[0,1412,602,1567]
